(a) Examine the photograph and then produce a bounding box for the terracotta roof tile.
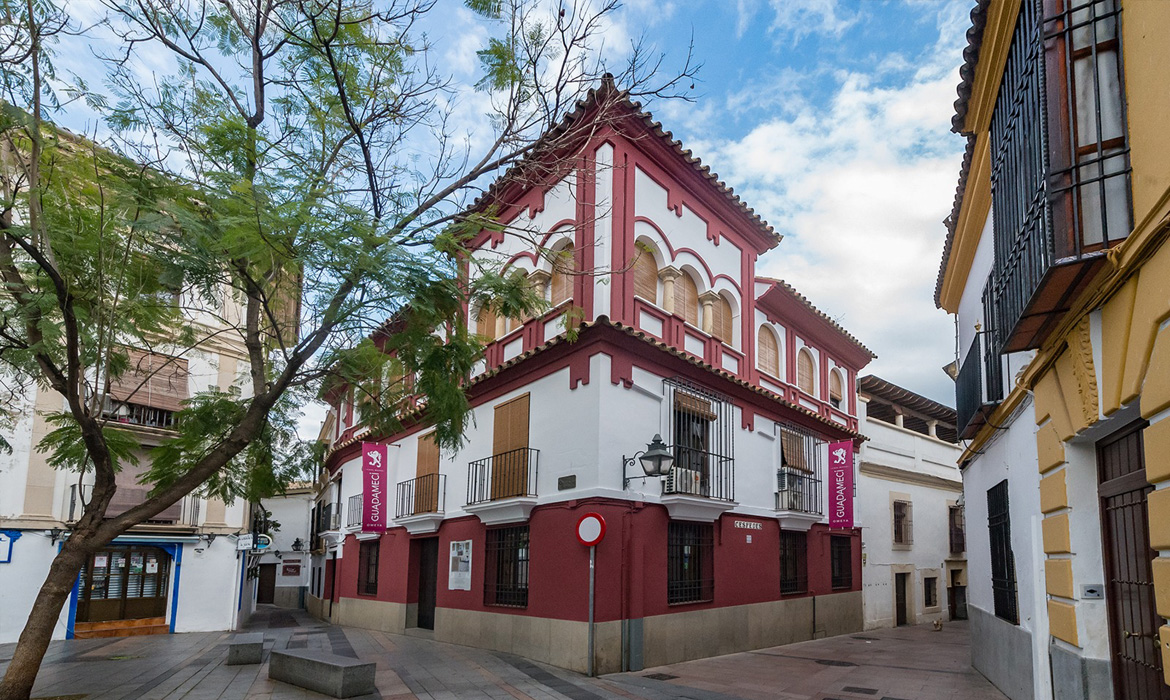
[756,277,875,359]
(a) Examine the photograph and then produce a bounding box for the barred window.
[830,536,853,590]
[779,531,807,595]
[988,480,1019,624]
[357,540,379,596]
[667,521,713,604]
[893,500,913,546]
[484,525,529,607]
[664,379,734,501]
[924,576,938,608]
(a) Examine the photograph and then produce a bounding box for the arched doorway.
[75,545,172,638]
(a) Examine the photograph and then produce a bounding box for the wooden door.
[491,394,530,500]
[416,538,439,630]
[895,573,908,626]
[257,563,277,605]
[1098,424,1170,699]
[415,432,440,513]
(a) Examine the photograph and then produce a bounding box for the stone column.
[698,290,720,335]
[659,266,681,314]
[528,269,552,302]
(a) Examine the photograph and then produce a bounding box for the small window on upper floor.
[550,245,575,307]
[633,250,658,304]
[711,295,734,347]
[758,327,780,378]
[829,371,843,409]
[675,273,700,327]
[475,304,498,339]
[797,349,815,395]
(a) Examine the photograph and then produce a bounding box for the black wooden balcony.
[467,448,539,505]
[775,466,821,514]
[397,473,446,517]
[956,333,1003,439]
[663,446,734,501]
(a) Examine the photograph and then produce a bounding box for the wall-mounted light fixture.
[47,528,64,545]
[200,532,218,546]
[291,537,305,552]
[622,434,675,490]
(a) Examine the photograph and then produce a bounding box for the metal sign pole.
[588,544,596,677]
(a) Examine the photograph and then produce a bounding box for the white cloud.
[766,0,860,43]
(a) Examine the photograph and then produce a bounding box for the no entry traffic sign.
[576,512,606,547]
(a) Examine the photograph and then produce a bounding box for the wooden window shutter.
[781,429,810,472]
[675,274,699,326]
[797,349,815,395]
[476,306,498,339]
[491,394,530,499]
[674,391,716,421]
[712,296,734,344]
[758,328,779,377]
[830,371,843,403]
[415,431,440,513]
[107,349,188,412]
[550,247,575,306]
[633,252,658,302]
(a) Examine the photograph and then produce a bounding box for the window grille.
[893,500,913,546]
[484,525,529,607]
[780,531,808,595]
[830,536,853,590]
[667,521,714,604]
[949,505,967,554]
[357,540,379,596]
[924,576,938,608]
[987,480,1019,624]
[663,378,734,501]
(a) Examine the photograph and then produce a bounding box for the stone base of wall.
[1050,642,1113,700]
[332,596,407,634]
[970,605,1035,700]
[305,594,329,622]
[272,586,303,609]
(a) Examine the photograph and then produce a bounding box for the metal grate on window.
[663,378,734,501]
[780,530,808,595]
[667,521,714,604]
[987,480,1019,624]
[830,536,853,590]
[893,500,913,545]
[484,525,529,607]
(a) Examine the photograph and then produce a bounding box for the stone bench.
[226,633,264,665]
[268,649,376,698]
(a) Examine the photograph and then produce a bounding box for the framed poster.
[448,540,472,591]
[282,563,301,577]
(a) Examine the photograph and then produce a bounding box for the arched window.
[633,250,658,303]
[675,273,699,326]
[797,348,815,395]
[475,305,498,339]
[550,244,575,306]
[829,370,844,408]
[758,327,779,377]
[711,295,734,346]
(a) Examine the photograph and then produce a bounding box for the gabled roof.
[755,277,875,363]
[470,75,781,249]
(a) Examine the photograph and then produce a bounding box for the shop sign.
[828,440,854,529]
[362,442,390,533]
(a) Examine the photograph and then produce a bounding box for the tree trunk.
[0,535,93,700]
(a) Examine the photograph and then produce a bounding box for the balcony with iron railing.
[317,502,340,532]
[775,466,822,515]
[949,506,966,556]
[955,331,1003,440]
[397,474,446,518]
[662,446,734,502]
[347,494,362,528]
[67,483,200,526]
[465,448,539,526]
[101,401,178,430]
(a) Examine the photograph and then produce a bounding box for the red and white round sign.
[576,512,606,547]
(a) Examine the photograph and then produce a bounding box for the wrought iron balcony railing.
[663,446,734,501]
[102,401,178,429]
[955,331,1003,439]
[467,448,539,505]
[397,473,446,518]
[347,494,362,528]
[775,466,822,515]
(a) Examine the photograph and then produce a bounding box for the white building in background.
[253,484,314,609]
[857,375,965,630]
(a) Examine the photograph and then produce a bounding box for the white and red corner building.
[307,81,875,673]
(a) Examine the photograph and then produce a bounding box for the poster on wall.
[828,440,855,529]
[282,563,301,577]
[448,540,472,590]
[362,442,390,533]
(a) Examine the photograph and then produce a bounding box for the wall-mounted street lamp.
[622,434,675,490]
[291,537,305,552]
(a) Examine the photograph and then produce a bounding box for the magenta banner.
[828,440,854,529]
[362,442,389,532]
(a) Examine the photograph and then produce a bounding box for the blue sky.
[50,0,971,429]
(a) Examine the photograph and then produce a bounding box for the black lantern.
[623,434,675,489]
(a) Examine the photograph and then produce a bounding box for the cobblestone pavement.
[0,608,1005,700]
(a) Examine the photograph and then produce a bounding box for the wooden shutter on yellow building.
[675,274,699,326]
[758,328,779,377]
[633,252,658,302]
[491,394,530,499]
[415,431,440,513]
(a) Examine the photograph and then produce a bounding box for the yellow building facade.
[938,1,1170,699]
